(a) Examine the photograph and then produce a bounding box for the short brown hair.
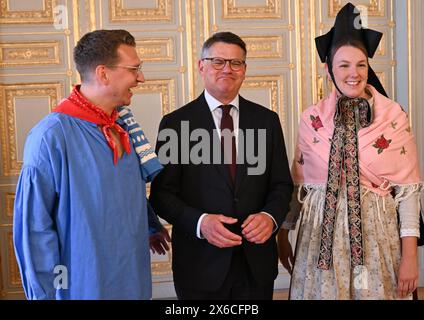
[74,29,136,82]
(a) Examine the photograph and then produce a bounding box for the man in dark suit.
[150,32,293,299]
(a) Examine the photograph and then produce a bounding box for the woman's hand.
[277,228,295,274]
[397,237,418,298]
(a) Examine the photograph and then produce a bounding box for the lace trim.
[391,183,423,208]
[297,183,422,240]
[400,229,420,238]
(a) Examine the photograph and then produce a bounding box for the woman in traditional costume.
[278,2,422,299]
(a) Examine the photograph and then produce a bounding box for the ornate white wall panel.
[0,0,57,24]
[0,83,62,177]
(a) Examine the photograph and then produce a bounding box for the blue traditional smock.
[13,112,152,299]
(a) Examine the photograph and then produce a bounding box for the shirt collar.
[204,89,239,113]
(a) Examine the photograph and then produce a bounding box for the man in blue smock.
[13,29,169,299]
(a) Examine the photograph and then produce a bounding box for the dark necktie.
[220,105,236,184]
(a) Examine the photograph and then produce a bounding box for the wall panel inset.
[0,83,62,177]
[0,0,57,24]
[0,41,61,67]
[109,0,173,23]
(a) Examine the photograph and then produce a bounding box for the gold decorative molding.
[0,83,62,177]
[242,75,284,124]
[136,38,174,62]
[223,0,282,19]
[0,41,61,67]
[296,0,307,110]
[109,0,172,22]
[0,0,56,24]
[245,36,284,59]
[187,0,203,99]
[5,193,14,218]
[8,232,21,286]
[375,35,386,56]
[133,79,176,116]
[329,0,385,18]
[87,0,97,32]
[151,224,172,276]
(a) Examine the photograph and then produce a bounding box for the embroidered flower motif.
[371,182,380,188]
[390,121,397,129]
[310,115,323,131]
[405,127,411,133]
[297,152,304,165]
[313,137,320,144]
[373,135,392,154]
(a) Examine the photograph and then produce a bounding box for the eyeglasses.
[202,57,246,71]
[106,63,143,74]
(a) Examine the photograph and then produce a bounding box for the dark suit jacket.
[150,93,293,291]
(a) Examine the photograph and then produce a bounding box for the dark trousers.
[175,248,274,300]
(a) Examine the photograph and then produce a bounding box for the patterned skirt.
[290,186,412,300]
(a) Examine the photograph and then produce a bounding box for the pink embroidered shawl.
[292,85,421,196]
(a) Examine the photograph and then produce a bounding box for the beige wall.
[0,0,422,299]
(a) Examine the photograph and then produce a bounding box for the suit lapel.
[234,97,251,194]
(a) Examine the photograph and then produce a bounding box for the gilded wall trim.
[0,83,62,177]
[375,35,386,56]
[87,0,96,32]
[136,38,174,62]
[133,79,176,116]
[187,0,205,99]
[245,36,284,59]
[109,0,172,22]
[4,193,14,218]
[297,0,308,109]
[242,75,284,124]
[0,0,56,24]
[223,0,282,19]
[0,41,61,67]
[329,0,386,18]
[8,232,21,286]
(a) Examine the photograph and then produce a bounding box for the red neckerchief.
[54,85,131,165]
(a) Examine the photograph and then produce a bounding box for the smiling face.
[328,45,369,99]
[106,44,145,107]
[199,42,246,104]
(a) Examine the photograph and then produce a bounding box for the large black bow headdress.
[315,2,387,97]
